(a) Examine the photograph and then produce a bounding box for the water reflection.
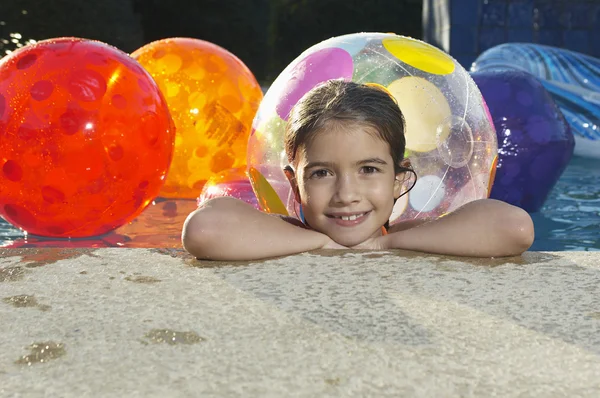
[0,199,197,248]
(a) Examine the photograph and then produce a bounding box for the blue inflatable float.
[472,43,600,159]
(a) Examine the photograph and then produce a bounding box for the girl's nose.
[332,174,361,204]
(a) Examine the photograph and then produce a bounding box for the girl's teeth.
[340,213,363,221]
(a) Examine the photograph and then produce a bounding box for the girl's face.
[291,123,403,247]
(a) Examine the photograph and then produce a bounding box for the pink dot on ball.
[141,111,160,146]
[3,160,23,182]
[17,124,36,140]
[4,204,37,229]
[482,99,493,126]
[275,47,354,120]
[41,186,66,204]
[30,80,54,101]
[16,53,37,70]
[108,144,124,161]
[111,94,127,109]
[59,106,86,135]
[86,179,104,195]
[68,69,107,102]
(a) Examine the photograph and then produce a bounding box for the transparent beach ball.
[247,33,497,223]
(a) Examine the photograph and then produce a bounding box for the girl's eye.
[361,166,380,174]
[310,169,331,179]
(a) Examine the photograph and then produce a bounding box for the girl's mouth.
[326,211,371,226]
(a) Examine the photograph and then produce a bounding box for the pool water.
[0,157,599,250]
[529,156,600,251]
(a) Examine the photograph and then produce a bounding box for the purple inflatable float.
[471,70,574,212]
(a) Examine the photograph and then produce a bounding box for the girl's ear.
[283,165,301,203]
[393,158,413,199]
[399,158,412,169]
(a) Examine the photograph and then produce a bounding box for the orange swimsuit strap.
[381,226,388,236]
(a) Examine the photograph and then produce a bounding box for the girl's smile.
[326,210,371,226]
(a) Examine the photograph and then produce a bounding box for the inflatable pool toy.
[471,70,574,212]
[132,38,263,198]
[0,37,174,238]
[472,43,600,159]
[197,167,260,210]
[247,33,497,223]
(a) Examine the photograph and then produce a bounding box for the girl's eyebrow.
[357,157,388,166]
[303,161,335,172]
[303,157,388,172]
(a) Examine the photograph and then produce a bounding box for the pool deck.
[1,248,600,397]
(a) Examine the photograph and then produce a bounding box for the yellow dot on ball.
[387,76,452,153]
[174,134,183,147]
[185,62,206,80]
[364,82,397,103]
[188,91,206,110]
[157,53,183,75]
[382,37,455,75]
[487,155,499,198]
[248,167,289,216]
[164,81,180,97]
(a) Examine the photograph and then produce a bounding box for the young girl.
[182,80,534,260]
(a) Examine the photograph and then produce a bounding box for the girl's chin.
[326,230,380,247]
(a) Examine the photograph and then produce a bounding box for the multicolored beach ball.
[247,33,498,223]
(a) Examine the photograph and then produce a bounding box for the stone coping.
[1,249,599,397]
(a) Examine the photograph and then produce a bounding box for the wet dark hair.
[284,80,417,229]
[285,79,415,183]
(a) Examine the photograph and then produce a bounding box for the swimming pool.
[1,156,598,250]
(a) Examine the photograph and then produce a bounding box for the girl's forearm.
[385,199,534,257]
[182,197,332,260]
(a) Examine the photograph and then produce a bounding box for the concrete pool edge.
[1,249,600,396]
